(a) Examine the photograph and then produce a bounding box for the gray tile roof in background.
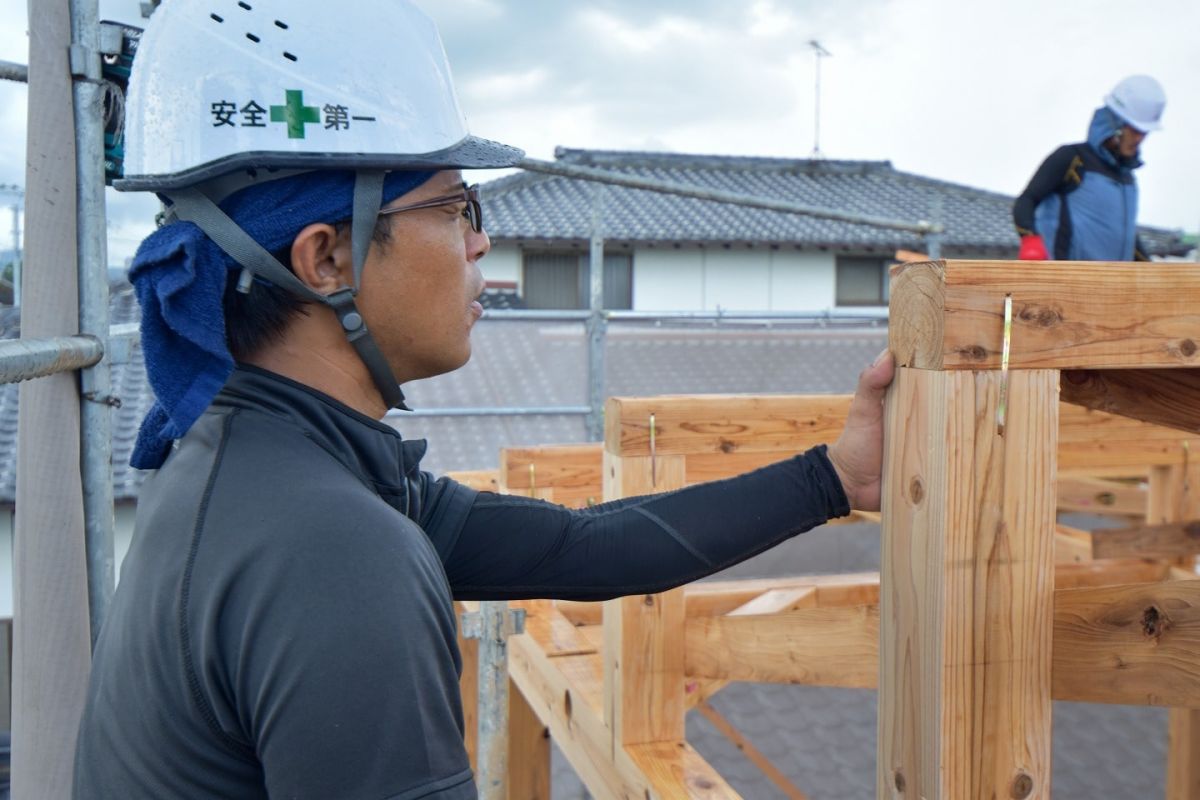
[483,148,1191,258]
[0,291,1169,797]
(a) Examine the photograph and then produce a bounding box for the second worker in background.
[1013,75,1165,262]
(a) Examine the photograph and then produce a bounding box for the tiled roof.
[0,281,152,502]
[482,148,1190,257]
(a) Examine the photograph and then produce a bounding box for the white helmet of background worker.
[1103,74,1166,133]
[116,0,523,413]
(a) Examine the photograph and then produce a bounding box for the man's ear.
[290,223,353,294]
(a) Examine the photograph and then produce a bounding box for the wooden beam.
[1057,476,1146,517]
[507,634,738,799]
[682,580,1200,707]
[686,605,878,688]
[516,600,596,658]
[499,444,603,509]
[605,395,851,457]
[685,588,818,708]
[1058,410,1200,471]
[1053,579,1200,708]
[684,572,881,618]
[878,367,1058,800]
[1055,524,1094,564]
[1061,368,1200,436]
[1090,520,1200,561]
[508,639,650,798]
[889,260,1200,370]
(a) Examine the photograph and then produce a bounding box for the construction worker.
[1013,74,1165,262]
[71,2,893,798]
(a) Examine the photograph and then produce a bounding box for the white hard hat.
[1103,75,1166,133]
[116,0,522,191]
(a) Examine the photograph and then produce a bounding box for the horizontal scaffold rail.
[0,335,102,384]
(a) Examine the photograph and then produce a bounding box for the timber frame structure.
[454,259,1200,799]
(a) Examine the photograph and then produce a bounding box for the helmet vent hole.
[210,13,224,23]
[274,20,289,29]
[282,51,297,62]
[245,32,260,43]
[237,1,252,9]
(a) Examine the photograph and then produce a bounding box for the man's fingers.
[855,349,895,406]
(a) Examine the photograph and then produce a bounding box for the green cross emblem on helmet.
[270,90,320,139]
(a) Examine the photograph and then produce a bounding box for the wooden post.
[507,678,551,800]
[601,443,688,752]
[1149,461,1200,800]
[878,368,1058,800]
[456,601,479,771]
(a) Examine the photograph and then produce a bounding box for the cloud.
[1,0,1197,269]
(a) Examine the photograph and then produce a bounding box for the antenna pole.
[809,40,831,158]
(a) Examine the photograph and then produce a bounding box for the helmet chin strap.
[165,169,410,412]
[337,170,409,410]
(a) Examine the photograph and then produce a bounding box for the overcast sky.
[1,0,1197,265]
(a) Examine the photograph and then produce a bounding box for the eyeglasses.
[377,184,483,233]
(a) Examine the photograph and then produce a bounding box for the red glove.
[1018,234,1049,260]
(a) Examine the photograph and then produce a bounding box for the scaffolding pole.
[70,0,115,647]
[586,186,607,441]
[518,156,944,245]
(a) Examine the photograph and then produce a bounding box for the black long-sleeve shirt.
[74,366,848,799]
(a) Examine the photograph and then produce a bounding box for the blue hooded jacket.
[1017,107,1142,261]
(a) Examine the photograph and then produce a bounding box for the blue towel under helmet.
[129,169,435,469]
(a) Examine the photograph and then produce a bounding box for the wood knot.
[563,690,573,721]
[957,344,989,362]
[1181,339,1198,358]
[893,770,906,793]
[718,438,736,454]
[693,778,715,790]
[1095,491,1116,506]
[643,594,655,607]
[909,477,925,505]
[1018,305,1063,327]
[1010,772,1034,799]
[1142,606,1169,639]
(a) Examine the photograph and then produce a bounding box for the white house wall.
[633,247,836,312]
[482,245,521,286]
[632,249,705,310]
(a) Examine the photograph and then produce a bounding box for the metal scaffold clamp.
[459,603,526,641]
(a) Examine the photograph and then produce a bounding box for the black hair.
[222,217,395,361]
